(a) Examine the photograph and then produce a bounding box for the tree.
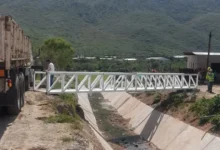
[41,38,74,70]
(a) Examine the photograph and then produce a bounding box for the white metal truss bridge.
[33,71,198,94]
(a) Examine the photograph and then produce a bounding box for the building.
[184,52,220,83]
[100,57,114,60]
[184,52,220,71]
[123,58,137,61]
[173,55,186,59]
[146,57,170,61]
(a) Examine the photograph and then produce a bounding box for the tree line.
[38,37,186,72]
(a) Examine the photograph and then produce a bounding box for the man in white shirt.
[46,59,55,86]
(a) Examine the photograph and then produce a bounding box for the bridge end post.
[196,74,199,88]
[46,72,50,94]
[33,70,36,91]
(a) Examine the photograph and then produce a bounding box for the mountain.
[0,0,220,57]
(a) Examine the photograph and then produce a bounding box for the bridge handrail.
[34,71,198,76]
[34,71,46,74]
[33,71,199,94]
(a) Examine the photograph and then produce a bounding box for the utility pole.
[207,31,212,68]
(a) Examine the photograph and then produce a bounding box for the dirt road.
[0,91,103,150]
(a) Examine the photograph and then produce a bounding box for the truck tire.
[19,72,25,107]
[7,75,21,115]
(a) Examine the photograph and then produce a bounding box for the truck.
[0,16,34,115]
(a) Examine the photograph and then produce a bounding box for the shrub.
[153,92,161,104]
[190,97,210,117]
[172,93,184,106]
[45,94,82,130]
[190,95,220,130]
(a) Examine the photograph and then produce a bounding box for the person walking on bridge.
[46,59,55,86]
[206,67,214,93]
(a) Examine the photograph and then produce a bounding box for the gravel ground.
[0,91,103,150]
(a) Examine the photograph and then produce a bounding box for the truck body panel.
[0,16,35,114]
[0,16,32,70]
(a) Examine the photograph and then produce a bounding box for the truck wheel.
[7,75,21,115]
[19,73,25,107]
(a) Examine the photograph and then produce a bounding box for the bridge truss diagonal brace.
[33,71,199,94]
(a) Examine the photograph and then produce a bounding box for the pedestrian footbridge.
[33,71,198,94]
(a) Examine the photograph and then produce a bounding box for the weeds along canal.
[88,93,155,150]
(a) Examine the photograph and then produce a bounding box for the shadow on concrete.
[140,109,164,142]
[136,90,196,143]
[0,108,17,140]
[129,91,185,142]
[106,107,164,149]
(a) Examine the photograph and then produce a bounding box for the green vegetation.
[45,93,82,130]
[61,137,75,143]
[59,94,78,106]
[89,93,131,138]
[137,90,220,132]
[190,95,220,130]
[41,38,74,70]
[160,91,187,111]
[1,0,220,57]
[153,92,161,104]
[170,93,186,110]
[72,58,186,72]
[147,90,197,111]
[45,114,75,123]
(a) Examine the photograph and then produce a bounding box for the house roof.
[124,58,137,61]
[173,55,186,58]
[184,52,220,56]
[100,58,113,60]
[146,57,170,61]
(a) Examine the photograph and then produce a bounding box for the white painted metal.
[33,71,198,94]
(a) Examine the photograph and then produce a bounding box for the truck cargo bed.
[0,16,32,70]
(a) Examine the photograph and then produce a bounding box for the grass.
[44,93,82,130]
[170,93,186,109]
[35,74,45,81]
[70,121,83,130]
[159,91,187,111]
[152,90,220,131]
[59,94,78,105]
[153,92,161,104]
[137,90,220,133]
[45,114,75,123]
[190,95,220,130]
[61,137,75,143]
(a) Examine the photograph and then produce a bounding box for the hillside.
[1,0,220,57]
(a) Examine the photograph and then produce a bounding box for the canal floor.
[88,93,154,150]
